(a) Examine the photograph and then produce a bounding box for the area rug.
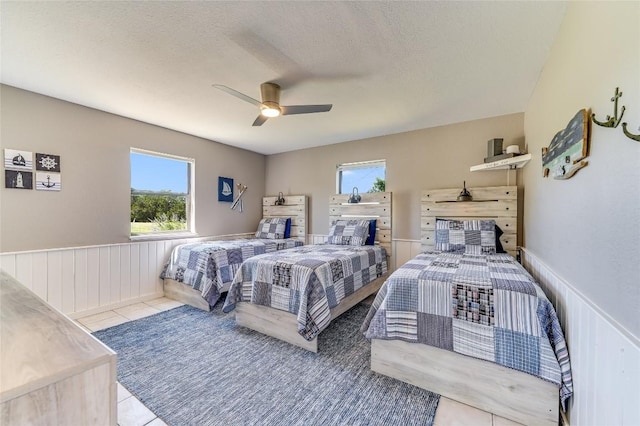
[93,302,440,426]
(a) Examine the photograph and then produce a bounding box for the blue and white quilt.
[223,244,388,341]
[160,238,303,307]
[361,251,573,408]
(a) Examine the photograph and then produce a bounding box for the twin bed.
[160,187,572,425]
[223,192,392,352]
[361,186,573,426]
[161,195,307,311]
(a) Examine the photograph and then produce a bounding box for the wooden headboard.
[262,195,308,243]
[420,186,517,257]
[329,192,392,256]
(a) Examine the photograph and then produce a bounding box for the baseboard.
[67,292,165,319]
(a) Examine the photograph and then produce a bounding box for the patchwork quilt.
[223,245,388,341]
[160,238,303,307]
[361,251,573,408]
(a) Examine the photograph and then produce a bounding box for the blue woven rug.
[94,302,439,426]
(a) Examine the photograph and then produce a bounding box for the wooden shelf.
[470,153,532,171]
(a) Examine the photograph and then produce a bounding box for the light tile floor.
[78,297,523,426]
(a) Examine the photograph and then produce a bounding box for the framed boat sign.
[218,176,234,202]
[542,109,591,180]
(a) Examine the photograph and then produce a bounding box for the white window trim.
[130,148,196,237]
[336,159,386,194]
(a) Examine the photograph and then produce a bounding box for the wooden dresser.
[0,271,117,425]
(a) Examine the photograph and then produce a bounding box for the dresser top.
[0,271,116,402]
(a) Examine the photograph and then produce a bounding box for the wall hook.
[622,122,640,142]
[592,87,626,128]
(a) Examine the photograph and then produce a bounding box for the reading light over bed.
[348,187,362,204]
[457,181,473,202]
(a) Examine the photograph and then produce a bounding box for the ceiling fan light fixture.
[261,106,281,118]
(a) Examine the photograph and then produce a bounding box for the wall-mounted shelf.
[470,153,532,172]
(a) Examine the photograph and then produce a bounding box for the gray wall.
[0,85,266,252]
[523,2,639,338]
[266,113,525,240]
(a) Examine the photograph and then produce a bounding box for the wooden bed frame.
[234,192,393,353]
[371,185,560,426]
[163,195,308,311]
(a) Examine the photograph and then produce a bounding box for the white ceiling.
[1,1,567,155]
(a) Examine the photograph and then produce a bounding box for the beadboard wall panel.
[0,233,253,319]
[522,248,640,426]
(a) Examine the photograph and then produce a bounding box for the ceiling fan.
[212,82,332,126]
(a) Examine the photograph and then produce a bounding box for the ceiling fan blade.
[281,104,333,115]
[212,84,262,107]
[252,115,269,126]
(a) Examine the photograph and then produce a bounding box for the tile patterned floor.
[78,297,523,426]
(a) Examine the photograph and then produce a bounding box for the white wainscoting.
[0,233,253,319]
[522,248,640,426]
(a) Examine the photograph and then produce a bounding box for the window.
[130,148,194,236]
[336,160,386,194]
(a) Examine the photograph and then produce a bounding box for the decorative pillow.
[365,219,377,245]
[327,219,370,246]
[495,224,506,253]
[435,219,496,255]
[255,217,288,239]
[284,217,292,239]
[437,218,504,253]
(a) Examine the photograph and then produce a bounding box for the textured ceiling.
[1,1,567,155]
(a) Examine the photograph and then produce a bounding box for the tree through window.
[130,149,194,236]
[336,160,386,194]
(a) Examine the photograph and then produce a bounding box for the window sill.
[129,231,199,242]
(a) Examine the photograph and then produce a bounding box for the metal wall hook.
[348,187,361,204]
[622,122,640,142]
[592,87,626,128]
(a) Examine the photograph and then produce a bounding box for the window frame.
[129,148,196,239]
[336,159,386,194]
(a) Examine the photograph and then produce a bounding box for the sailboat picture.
[218,176,234,202]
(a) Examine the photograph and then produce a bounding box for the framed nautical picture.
[36,172,61,191]
[4,149,33,171]
[218,176,234,202]
[542,109,590,180]
[5,170,33,189]
[35,153,61,172]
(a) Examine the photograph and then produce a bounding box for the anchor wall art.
[36,172,61,191]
